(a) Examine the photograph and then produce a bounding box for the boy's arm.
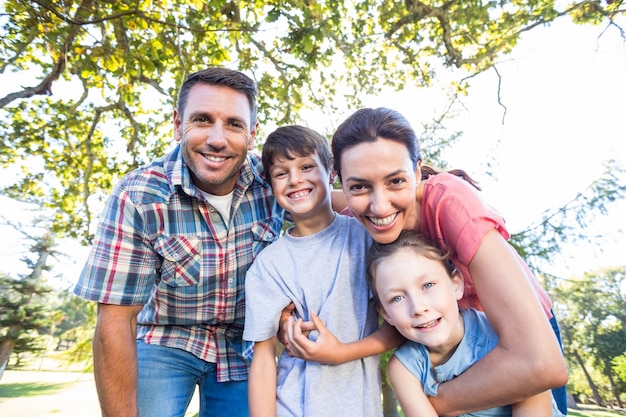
[249,337,278,417]
[284,311,403,364]
[511,391,555,417]
[387,355,438,417]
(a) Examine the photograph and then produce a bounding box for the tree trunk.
[573,349,604,406]
[382,377,401,417]
[606,364,624,409]
[0,339,16,380]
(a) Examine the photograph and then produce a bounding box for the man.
[74,68,284,417]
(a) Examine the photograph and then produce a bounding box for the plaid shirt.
[74,144,284,382]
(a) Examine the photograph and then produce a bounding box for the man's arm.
[249,337,278,417]
[429,230,568,415]
[93,303,144,417]
[284,311,403,364]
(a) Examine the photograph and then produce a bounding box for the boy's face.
[374,248,464,365]
[268,151,333,221]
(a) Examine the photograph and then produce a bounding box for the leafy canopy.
[1,0,624,242]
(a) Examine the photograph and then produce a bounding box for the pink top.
[420,173,552,316]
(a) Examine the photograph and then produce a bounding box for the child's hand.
[284,311,346,364]
[277,302,316,346]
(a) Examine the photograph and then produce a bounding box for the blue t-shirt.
[394,308,563,417]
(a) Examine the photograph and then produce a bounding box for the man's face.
[174,83,257,195]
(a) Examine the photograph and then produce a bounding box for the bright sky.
[352,18,626,278]
[0,17,624,287]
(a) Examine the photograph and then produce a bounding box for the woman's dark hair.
[331,108,421,180]
[366,229,460,307]
[177,67,258,127]
[331,107,480,190]
[262,125,333,184]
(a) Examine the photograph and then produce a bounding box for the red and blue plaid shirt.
[74,144,284,381]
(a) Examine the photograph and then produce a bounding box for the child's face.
[374,248,464,363]
[269,151,333,219]
[339,138,420,244]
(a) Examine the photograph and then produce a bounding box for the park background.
[1,1,625,416]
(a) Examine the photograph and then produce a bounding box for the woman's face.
[339,138,420,243]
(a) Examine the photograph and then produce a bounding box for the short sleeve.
[73,185,158,305]
[421,173,509,266]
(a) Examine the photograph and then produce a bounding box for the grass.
[569,405,626,417]
[0,381,73,398]
[1,371,624,417]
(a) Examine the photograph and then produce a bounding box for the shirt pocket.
[154,235,201,287]
[250,216,282,257]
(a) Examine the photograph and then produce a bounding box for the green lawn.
[569,405,626,417]
[0,380,73,397]
[1,372,624,417]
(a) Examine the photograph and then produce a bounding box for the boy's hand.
[284,311,346,364]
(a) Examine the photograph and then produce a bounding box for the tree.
[52,290,92,351]
[1,0,624,243]
[553,267,626,406]
[509,160,626,288]
[0,232,57,379]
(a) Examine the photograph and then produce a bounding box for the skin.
[174,84,257,196]
[375,249,554,417]
[284,137,568,415]
[93,83,256,417]
[340,139,422,244]
[373,248,465,367]
[268,152,335,236]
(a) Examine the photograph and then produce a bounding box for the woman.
[283,107,568,416]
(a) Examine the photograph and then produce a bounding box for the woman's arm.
[387,356,438,417]
[511,391,555,417]
[283,311,403,364]
[249,337,278,417]
[429,230,568,415]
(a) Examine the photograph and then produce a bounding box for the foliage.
[57,296,95,370]
[1,0,624,243]
[614,353,626,384]
[0,272,52,373]
[553,266,626,406]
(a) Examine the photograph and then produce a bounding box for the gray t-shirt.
[244,214,382,417]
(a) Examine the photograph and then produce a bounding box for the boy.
[243,125,384,417]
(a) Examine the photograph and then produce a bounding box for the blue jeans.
[137,341,249,417]
[550,312,568,415]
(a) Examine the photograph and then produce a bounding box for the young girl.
[282,107,568,416]
[367,229,563,417]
